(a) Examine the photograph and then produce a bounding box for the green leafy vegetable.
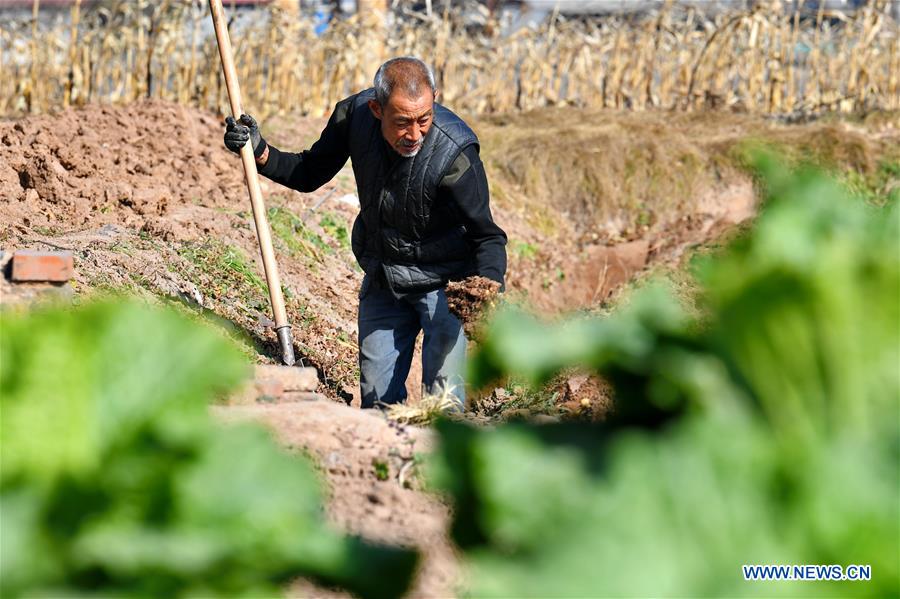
[0,300,417,598]
[435,157,899,597]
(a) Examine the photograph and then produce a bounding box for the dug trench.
[1,101,896,596]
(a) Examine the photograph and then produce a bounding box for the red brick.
[11,250,74,283]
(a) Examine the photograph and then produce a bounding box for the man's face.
[368,91,435,158]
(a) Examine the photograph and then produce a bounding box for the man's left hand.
[445,275,502,337]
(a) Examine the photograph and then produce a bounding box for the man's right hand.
[224,113,267,159]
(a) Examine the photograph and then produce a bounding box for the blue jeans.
[358,275,466,409]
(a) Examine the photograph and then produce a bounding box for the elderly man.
[224,57,507,409]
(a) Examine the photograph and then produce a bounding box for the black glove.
[224,113,267,159]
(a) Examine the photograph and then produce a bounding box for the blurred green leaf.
[442,157,900,597]
[0,300,417,598]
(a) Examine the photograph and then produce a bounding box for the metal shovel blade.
[277,326,296,366]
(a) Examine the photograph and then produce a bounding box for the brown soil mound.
[0,101,246,240]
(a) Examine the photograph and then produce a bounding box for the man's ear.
[434,89,440,102]
[367,99,382,120]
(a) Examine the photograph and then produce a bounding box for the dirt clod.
[445,275,501,338]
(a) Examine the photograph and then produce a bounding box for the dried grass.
[386,386,463,425]
[472,107,899,238]
[1,1,897,118]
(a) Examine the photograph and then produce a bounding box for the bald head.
[368,57,437,158]
[373,57,436,106]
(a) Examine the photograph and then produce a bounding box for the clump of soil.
[445,275,501,338]
[555,373,614,421]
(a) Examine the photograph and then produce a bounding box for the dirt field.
[2,100,896,597]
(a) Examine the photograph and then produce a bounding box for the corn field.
[1,0,898,119]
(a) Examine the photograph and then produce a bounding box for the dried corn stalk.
[1,1,897,117]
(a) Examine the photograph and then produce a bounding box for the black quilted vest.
[347,88,479,294]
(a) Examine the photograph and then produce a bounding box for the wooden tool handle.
[209,0,247,125]
[209,0,294,364]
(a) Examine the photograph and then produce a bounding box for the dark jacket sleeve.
[258,96,353,192]
[439,145,508,286]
